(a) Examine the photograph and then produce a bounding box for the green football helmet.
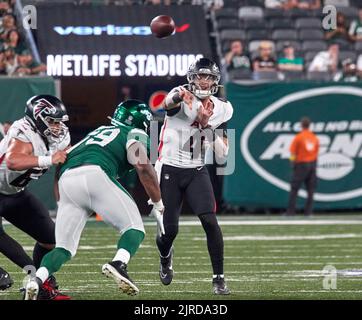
[110,99,153,132]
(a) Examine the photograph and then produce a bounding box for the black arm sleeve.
[166,106,181,117]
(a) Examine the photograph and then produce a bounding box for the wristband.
[38,155,52,168]
[172,92,183,104]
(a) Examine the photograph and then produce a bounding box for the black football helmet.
[186,57,221,99]
[25,95,69,143]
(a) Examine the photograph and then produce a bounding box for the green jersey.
[60,125,150,179]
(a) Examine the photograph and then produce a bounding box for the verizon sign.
[37,5,211,78]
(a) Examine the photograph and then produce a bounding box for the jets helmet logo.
[140,109,152,121]
[33,99,57,119]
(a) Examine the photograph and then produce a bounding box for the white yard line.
[146,220,362,226]
[54,261,362,267]
[193,234,362,241]
[4,219,362,227]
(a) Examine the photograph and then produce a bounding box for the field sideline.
[1,214,362,300]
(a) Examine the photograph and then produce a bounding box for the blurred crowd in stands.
[217,0,362,81]
[58,0,224,9]
[9,0,362,82]
[0,0,46,76]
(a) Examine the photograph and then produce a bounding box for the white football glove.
[148,199,165,237]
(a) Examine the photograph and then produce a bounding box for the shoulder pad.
[217,96,228,103]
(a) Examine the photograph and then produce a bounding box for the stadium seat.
[243,19,266,30]
[244,0,265,6]
[299,29,324,40]
[310,9,324,18]
[217,19,241,30]
[355,41,362,52]
[350,0,362,7]
[329,38,353,50]
[264,8,284,19]
[252,71,280,81]
[336,7,359,20]
[228,68,252,80]
[214,8,239,20]
[302,40,328,51]
[307,71,332,81]
[269,18,294,29]
[323,0,349,6]
[248,40,275,53]
[304,51,320,63]
[222,0,243,8]
[272,30,298,41]
[288,8,311,19]
[282,70,305,80]
[306,71,333,81]
[247,29,270,41]
[220,29,246,41]
[295,18,322,29]
[239,6,264,20]
[338,51,357,63]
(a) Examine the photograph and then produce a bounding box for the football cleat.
[212,275,230,295]
[23,276,71,300]
[38,276,71,300]
[159,247,174,286]
[0,267,13,291]
[102,261,139,296]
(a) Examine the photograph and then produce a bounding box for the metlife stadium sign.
[36,4,211,77]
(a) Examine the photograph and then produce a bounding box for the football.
[150,15,175,39]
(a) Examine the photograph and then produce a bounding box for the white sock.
[213,274,224,279]
[36,267,49,283]
[113,248,130,264]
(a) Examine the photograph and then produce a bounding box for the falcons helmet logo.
[33,99,57,119]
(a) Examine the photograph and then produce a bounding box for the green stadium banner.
[0,77,57,210]
[224,81,362,211]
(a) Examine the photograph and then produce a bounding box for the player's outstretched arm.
[5,138,67,171]
[127,142,164,235]
[127,141,161,203]
[164,86,193,111]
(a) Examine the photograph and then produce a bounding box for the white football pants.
[56,165,145,256]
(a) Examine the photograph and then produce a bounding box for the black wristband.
[172,92,183,104]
